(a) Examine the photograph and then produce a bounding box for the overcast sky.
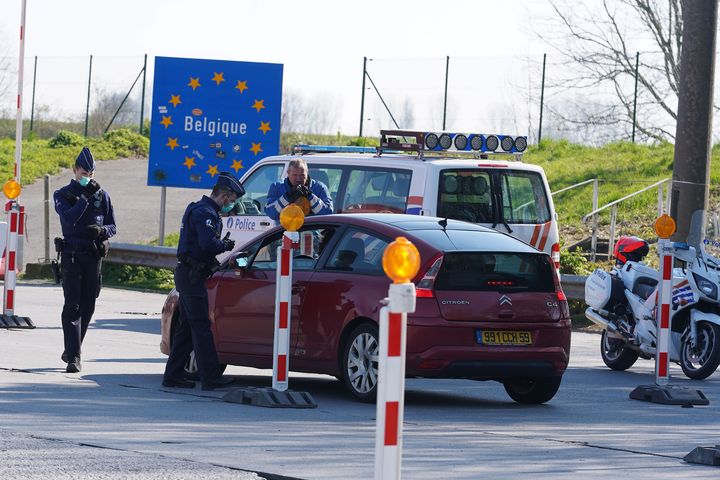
[1,0,555,135]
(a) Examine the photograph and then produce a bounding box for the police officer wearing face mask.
[53,147,116,373]
[163,172,245,390]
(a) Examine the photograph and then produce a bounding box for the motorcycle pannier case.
[585,269,625,311]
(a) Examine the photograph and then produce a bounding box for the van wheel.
[600,330,638,371]
[503,376,562,404]
[342,323,379,403]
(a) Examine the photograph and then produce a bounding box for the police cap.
[75,147,96,172]
[215,171,245,197]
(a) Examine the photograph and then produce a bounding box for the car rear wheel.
[600,330,639,371]
[342,323,379,403]
[502,376,562,404]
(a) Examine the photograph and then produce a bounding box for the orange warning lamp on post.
[279,204,305,232]
[3,179,21,200]
[382,236,421,284]
[653,214,676,239]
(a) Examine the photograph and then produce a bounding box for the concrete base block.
[223,387,317,408]
[684,445,720,466]
[23,262,54,280]
[0,315,35,329]
[629,384,709,406]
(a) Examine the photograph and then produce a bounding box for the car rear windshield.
[434,252,555,292]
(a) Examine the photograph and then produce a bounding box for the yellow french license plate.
[477,330,532,345]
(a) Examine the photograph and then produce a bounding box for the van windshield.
[437,169,551,225]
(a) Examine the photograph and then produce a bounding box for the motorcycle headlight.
[692,273,718,299]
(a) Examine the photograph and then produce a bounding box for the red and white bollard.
[272,230,299,391]
[374,236,420,480]
[655,237,674,385]
[374,282,416,480]
[3,201,20,315]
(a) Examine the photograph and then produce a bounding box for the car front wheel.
[342,323,379,403]
[503,376,562,404]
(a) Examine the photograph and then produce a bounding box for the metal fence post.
[608,205,618,260]
[44,175,50,262]
[632,51,639,143]
[591,179,598,261]
[359,56,367,137]
[29,55,37,133]
[442,55,449,130]
[139,53,147,135]
[84,54,93,137]
[538,53,547,144]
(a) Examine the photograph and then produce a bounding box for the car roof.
[255,153,544,173]
[304,214,542,254]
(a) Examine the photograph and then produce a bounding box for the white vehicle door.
[221,162,285,249]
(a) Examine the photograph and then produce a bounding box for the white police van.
[223,129,559,265]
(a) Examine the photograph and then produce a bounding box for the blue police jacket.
[177,195,226,263]
[265,178,333,222]
[53,180,116,247]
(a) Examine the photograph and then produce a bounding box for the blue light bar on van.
[423,132,527,153]
[292,144,377,155]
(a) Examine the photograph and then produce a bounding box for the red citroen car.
[160,214,571,404]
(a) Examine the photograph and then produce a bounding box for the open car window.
[249,226,339,271]
[323,228,389,274]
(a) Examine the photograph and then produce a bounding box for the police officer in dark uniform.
[162,172,244,390]
[53,147,116,373]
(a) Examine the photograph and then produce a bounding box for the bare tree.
[281,89,339,134]
[537,0,682,142]
[87,87,139,136]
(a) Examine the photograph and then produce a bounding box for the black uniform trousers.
[163,263,221,384]
[61,250,102,361]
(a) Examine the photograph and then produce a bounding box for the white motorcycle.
[585,236,720,380]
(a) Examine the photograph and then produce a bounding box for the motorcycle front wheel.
[600,330,639,371]
[680,322,720,380]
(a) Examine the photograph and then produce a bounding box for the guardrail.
[106,243,589,300]
[106,242,177,269]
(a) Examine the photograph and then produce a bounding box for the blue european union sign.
[148,56,283,188]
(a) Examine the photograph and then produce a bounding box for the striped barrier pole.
[655,237,673,385]
[3,201,20,315]
[375,237,420,480]
[272,230,299,391]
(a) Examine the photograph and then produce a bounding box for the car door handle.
[260,221,271,227]
[292,286,304,294]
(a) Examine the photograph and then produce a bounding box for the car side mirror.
[232,251,249,269]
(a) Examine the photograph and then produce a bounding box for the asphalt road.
[19,156,199,267]
[1,283,719,479]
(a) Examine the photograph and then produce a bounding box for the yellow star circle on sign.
[235,80,248,93]
[183,156,196,169]
[188,77,201,90]
[211,72,225,85]
[250,142,263,156]
[166,137,179,150]
[251,99,265,112]
[160,116,173,128]
[206,164,219,177]
[258,121,271,135]
[231,159,243,172]
[169,95,181,107]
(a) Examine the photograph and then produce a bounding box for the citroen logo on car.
[499,295,512,306]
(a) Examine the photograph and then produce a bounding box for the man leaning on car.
[265,158,333,221]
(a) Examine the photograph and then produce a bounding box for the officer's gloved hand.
[87,225,104,239]
[221,236,235,252]
[286,185,303,203]
[83,179,101,198]
[298,185,311,198]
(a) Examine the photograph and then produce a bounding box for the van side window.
[501,172,551,224]
[342,168,411,214]
[437,170,494,223]
[236,164,284,215]
[308,167,343,210]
